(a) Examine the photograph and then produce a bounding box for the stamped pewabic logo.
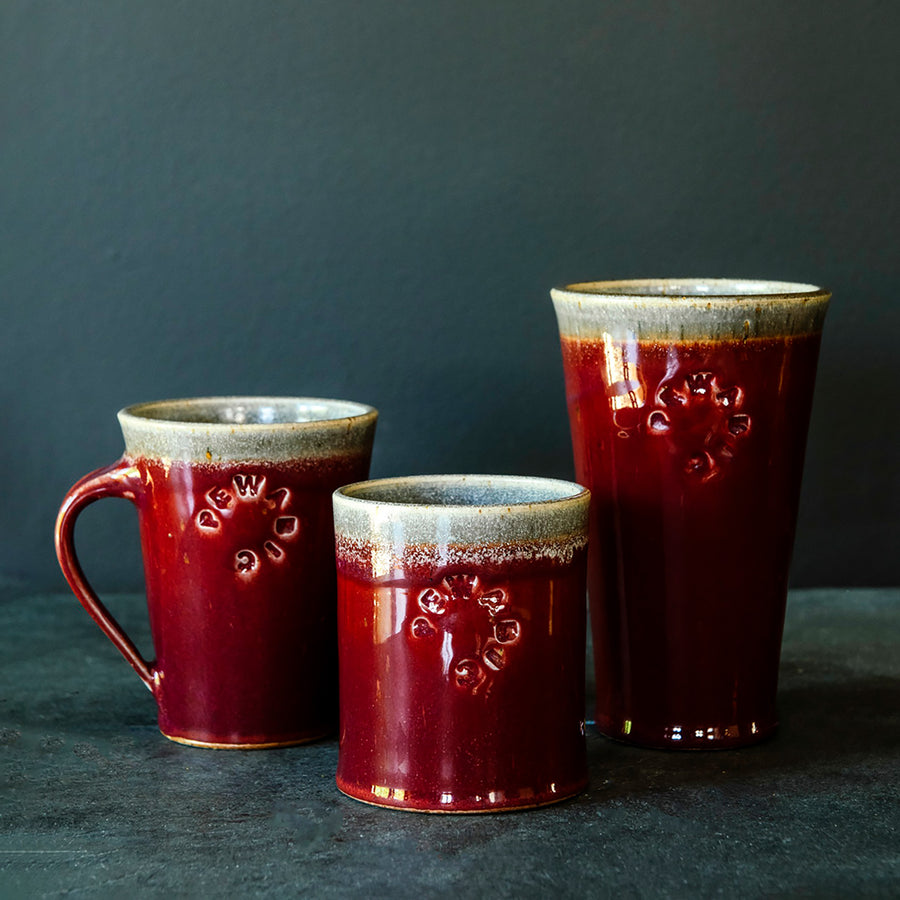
[410,574,522,695]
[648,370,752,482]
[194,474,300,578]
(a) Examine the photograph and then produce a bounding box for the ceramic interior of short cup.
[333,474,590,550]
[340,475,585,507]
[118,396,377,462]
[551,278,831,341]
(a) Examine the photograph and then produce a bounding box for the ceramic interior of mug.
[551,278,831,340]
[118,396,377,462]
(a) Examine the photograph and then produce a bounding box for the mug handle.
[54,459,157,693]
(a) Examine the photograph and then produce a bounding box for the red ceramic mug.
[552,279,830,749]
[333,474,590,812]
[55,396,377,748]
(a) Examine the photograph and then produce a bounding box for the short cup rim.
[333,475,590,567]
[333,474,590,512]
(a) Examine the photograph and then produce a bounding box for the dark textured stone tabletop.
[1,583,897,897]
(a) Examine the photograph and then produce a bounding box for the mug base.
[594,715,778,750]
[335,777,588,813]
[161,730,330,750]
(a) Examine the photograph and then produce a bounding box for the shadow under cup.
[55,396,377,748]
[551,279,831,749]
[332,475,591,812]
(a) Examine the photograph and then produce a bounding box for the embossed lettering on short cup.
[410,575,523,695]
[233,473,264,498]
[194,474,301,579]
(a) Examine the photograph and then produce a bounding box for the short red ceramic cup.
[332,474,591,813]
[55,396,377,748]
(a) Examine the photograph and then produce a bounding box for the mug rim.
[552,278,829,303]
[119,396,377,431]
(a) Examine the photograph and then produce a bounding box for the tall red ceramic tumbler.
[552,279,830,749]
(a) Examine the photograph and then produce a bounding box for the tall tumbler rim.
[552,278,829,302]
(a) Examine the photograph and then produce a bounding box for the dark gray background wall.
[2,1,897,590]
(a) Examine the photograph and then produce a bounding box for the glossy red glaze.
[335,549,588,812]
[56,452,371,747]
[136,455,372,746]
[560,333,823,748]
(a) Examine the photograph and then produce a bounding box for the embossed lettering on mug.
[194,474,301,580]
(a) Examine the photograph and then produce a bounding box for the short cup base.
[336,776,588,814]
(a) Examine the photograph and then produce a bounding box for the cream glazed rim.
[551,278,830,340]
[551,278,829,303]
[117,396,378,463]
[333,474,590,549]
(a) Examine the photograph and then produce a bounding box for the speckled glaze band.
[551,278,830,342]
[118,396,378,463]
[333,475,590,578]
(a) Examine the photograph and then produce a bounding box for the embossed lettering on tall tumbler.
[552,280,830,749]
[55,397,377,748]
[333,475,590,812]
